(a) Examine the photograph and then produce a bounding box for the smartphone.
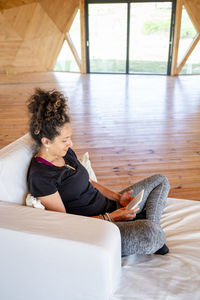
[126,189,144,210]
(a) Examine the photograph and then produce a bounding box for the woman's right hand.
[110,207,138,222]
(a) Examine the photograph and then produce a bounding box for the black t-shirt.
[27,148,116,216]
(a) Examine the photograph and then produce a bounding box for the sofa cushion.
[79,152,97,182]
[0,134,35,204]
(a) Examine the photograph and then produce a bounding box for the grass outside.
[54,59,200,74]
[90,59,168,74]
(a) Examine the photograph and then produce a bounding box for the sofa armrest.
[0,201,121,300]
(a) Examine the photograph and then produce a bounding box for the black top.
[27,148,116,216]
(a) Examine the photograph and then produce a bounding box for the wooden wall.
[172,0,200,75]
[0,0,79,74]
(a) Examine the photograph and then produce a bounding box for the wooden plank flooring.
[0,72,200,200]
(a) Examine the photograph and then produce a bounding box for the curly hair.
[27,88,70,146]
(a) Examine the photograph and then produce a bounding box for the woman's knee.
[150,174,170,190]
[159,174,170,192]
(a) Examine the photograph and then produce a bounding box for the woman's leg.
[120,174,170,224]
[115,174,170,256]
[115,219,166,256]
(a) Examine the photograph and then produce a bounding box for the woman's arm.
[37,187,138,222]
[90,179,121,202]
[38,191,66,213]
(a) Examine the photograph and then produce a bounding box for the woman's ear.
[41,137,51,147]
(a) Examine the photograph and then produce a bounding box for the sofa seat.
[0,200,121,300]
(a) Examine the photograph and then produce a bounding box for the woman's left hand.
[119,190,134,207]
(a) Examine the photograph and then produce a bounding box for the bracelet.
[99,214,105,220]
[105,212,113,222]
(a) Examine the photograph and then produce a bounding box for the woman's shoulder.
[27,157,58,197]
[28,157,57,179]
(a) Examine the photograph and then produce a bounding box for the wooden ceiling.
[0,0,79,74]
[184,0,200,32]
[0,0,37,10]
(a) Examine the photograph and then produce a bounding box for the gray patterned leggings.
[114,174,170,256]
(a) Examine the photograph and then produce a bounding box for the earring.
[46,147,48,152]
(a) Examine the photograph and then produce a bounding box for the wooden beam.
[65,32,81,71]
[171,0,183,76]
[176,33,200,74]
[0,1,80,74]
[183,0,200,34]
[0,0,37,10]
[65,6,79,32]
[80,0,86,74]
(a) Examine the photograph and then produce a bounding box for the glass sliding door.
[88,3,127,73]
[86,1,174,75]
[129,2,172,74]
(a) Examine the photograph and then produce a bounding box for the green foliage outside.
[180,22,196,38]
[143,19,196,39]
[90,59,167,73]
[180,63,200,74]
[54,61,71,72]
[54,61,79,72]
[143,21,170,35]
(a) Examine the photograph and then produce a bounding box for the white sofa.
[1,134,200,300]
[0,134,121,300]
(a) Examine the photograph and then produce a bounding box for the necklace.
[65,164,76,171]
[35,156,76,170]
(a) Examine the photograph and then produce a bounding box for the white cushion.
[0,134,35,205]
[79,152,97,182]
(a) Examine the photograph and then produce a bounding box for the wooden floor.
[0,72,200,200]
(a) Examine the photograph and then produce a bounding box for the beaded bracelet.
[99,214,105,220]
[105,212,113,222]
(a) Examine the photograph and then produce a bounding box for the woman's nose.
[68,140,73,147]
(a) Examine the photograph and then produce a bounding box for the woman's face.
[45,123,73,157]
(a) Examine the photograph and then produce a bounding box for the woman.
[27,88,170,256]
